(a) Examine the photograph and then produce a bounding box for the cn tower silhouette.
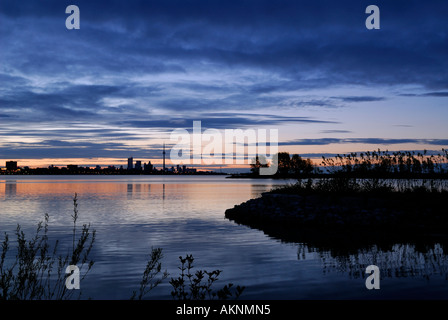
[162,142,166,174]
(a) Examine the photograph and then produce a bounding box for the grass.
[319,149,448,177]
[272,177,448,196]
[0,194,95,300]
[131,247,169,300]
[270,177,448,226]
[271,149,448,195]
[245,149,448,178]
[245,152,448,236]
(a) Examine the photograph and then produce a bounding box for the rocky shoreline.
[224,191,447,233]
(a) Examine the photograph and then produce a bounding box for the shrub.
[0,194,95,300]
[169,254,245,300]
[131,247,169,300]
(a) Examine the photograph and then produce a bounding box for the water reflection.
[227,216,448,283]
[127,183,133,199]
[4,181,17,197]
[299,243,448,280]
[0,176,311,299]
[250,184,271,199]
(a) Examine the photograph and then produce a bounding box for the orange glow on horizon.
[1,143,443,169]
[0,157,255,171]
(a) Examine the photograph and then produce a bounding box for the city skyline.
[1,0,447,168]
[0,156,202,175]
[0,157,198,171]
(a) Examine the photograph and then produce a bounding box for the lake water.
[1,175,447,300]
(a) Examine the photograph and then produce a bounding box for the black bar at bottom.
[1,300,446,318]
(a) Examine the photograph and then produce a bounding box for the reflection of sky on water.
[1,176,447,299]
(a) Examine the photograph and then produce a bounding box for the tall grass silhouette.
[0,194,95,300]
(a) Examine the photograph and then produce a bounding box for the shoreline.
[0,172,229,176]
[224,188,448,241]
[226,173,448,179]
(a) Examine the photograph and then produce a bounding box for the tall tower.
[127,157,133,170]
[162,142,166,173]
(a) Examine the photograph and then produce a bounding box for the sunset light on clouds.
[1,0,447,169]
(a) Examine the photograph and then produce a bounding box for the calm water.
[1,175,447,300]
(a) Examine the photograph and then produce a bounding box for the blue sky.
[0,0,447,168]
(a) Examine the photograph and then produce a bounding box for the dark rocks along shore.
[225,191,448,234]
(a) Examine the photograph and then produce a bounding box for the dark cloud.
[2,0,447,89]
[334,96,386,103]
[118,114,337,130]
[0,140,163,160]
[281,138,448,146]
[320,130,352,134]
[400,92,448,97]
[0,128,141,140]
[422,92,448,97]
[0,82,158,123]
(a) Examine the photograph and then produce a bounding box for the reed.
[169,254,245,300]
[319,149,448,177]
[273,149,448,195]
[0,194,95,300]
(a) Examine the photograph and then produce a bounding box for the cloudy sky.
[1,0,447,169]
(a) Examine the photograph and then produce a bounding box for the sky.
[1,0,447,170]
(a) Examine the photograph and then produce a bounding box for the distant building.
[127,157,133,170]
[163,143,166,172]
[67,165,78,171]
[144,161,153,172]
[135,160,142,171]
[6,161,18,171]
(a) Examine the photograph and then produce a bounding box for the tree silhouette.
[250,155,269,175]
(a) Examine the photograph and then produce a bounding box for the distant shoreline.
[227,172,448,179]
[3,172,448,179]
[0,172,229,176]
